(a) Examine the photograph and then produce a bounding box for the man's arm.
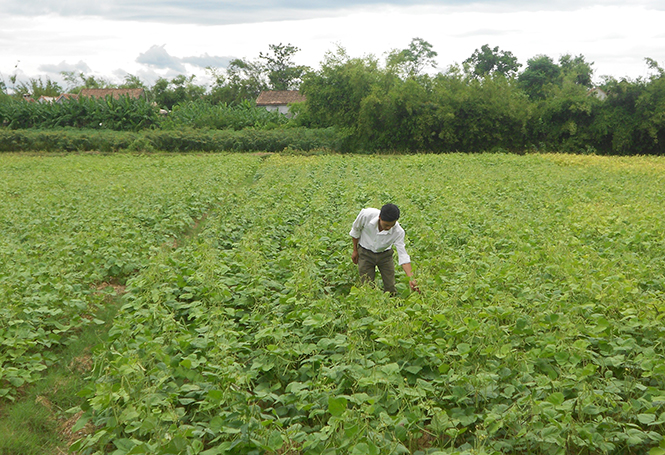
[351,237,360,264]
[401,262,419,292]
[394,230,418,292]
[350,209,366,265]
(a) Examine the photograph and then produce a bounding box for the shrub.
[0,128,346,153]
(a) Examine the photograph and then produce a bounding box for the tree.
[518,55,561,99]
[60,71,115,93]
[559,54,594,87]
[118,74,146,89]
[463,44,521,79]
[646,57,665,79]
[150,75,205,109]
[14,77,62,99]
[259,43,308,90]
[593,63,665,155]
[432,73,529,152]
[299,46,383,129]
[386,38,438,78]
[223,58,269,103]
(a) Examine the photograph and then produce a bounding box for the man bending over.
[350,203,417,295]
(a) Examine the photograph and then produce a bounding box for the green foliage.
[324,63,529,152]
[0,292,121,453]
[3,47,665,155]
[0,127,345,153]
[387,38,438,78]
[0,95,158,131]
[12,76,63,99]
[160,99,289,130]
[518,55,562,100]
[118,74,146,90]
[259,43,309,90]
[357,77,437,151]
[433,74,530,152]
[300,46,383,130]
[41,153,665,455]
[220,58,269,104]
[0,154,259,405]
[150,75,206,110]
[593,75,665,155]
[463,44,521,79]
[61,71,116,94]
[518,54,594,101]
[559,54,594,87]
[528,79,602,153]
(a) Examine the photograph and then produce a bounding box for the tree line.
[2,40,665,154]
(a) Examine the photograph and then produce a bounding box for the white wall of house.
[264,105,291,115]
[263,105,294,116]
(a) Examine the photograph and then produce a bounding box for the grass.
[0,285,122,455]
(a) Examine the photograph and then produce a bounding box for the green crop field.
[2,152,665,455]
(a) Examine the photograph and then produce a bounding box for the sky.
[2,0,665,92]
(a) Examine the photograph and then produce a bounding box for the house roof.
[256,90,306,106]
[79,88,145,100]
[56,93,79,102]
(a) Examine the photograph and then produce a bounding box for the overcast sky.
[2,0,665,91]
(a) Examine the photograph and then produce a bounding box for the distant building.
[256,90,306,116]
[587,87,608,101]
[79,88,146,100]
[37,96,58,104]
[56,93,79,103]
[21,93,78,103]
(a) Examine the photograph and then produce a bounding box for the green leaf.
[546,392,565,406]
[207,389,224,401]
[638,413,656,425]
[267,430,283,451]
[328,396,348,417]
[71,414,91,434]
[457,343,471,355]
[351,442,379,455]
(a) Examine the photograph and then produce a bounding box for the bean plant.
[63,153,665,455]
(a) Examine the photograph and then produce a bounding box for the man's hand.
[352,249,359,264]
[409,279,420,293]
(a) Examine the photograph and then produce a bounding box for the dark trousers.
[358,245,396,294]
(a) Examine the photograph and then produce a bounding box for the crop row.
[0,154,260,401]
[70,154,665,454]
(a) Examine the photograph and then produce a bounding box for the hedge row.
[0,127,347,153]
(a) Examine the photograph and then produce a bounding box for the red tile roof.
[256,90,306,106]
[79,88,145,100]
[57,93,79,102]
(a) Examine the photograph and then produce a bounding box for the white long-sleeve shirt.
[349,208,411,265]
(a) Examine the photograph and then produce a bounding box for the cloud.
[113,67,171,86]
[5,0,661,25]
[135,45,234,74]
[38,60,91,75]
[136,44,186,72]
[181,54,234,69]
[454,29,515,38]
